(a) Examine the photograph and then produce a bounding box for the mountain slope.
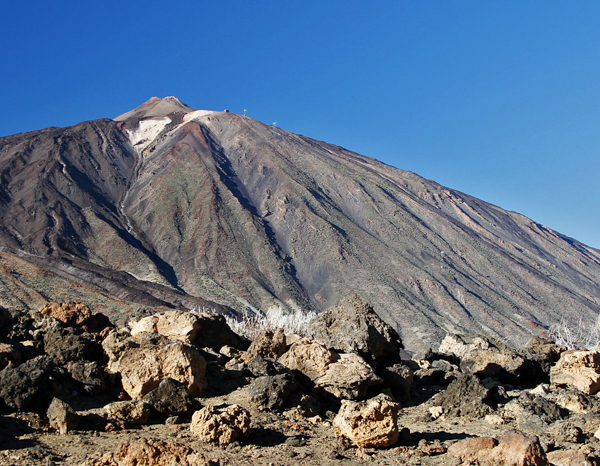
[0,97,598,348]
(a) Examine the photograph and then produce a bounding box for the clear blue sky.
[2,1,599,249]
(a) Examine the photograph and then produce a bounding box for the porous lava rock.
[112,338,207,399]
[550,350,600,395]
[143,377,197,418]
[278,337,336,381]
[104,400,151,428]
[66,360,106,396]
[190,404,251,445]
[333,394,400,448]
[248,373,298,411]
[315,352,382,399]
[243,328,286,362]
[246,356,290,377]
[380,364,414,399]
[433,374,493,419]
[0,306,14,340]
[42,320,103,365]
[308,295,403,368]
[460,347,531,384]
[477,431,547,466]
[447,437,498,463]
[520,337,565,376]
[82,437,210,466]
[129,310,201,344]
[0,355,55,411]
[39,302,112,334]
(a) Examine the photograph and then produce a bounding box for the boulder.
[333,394,400,448]
[547,420,583,443]
[129,310,247,350]
[66,360,106,396]
[0,306,14,340]
[546,450,593,466]
[248,373,298,411]
[433,374,494,419]
[82,437,209,466]
[112,339,207,399]
[308,295,403,368]
[104,400,151,428]
[190,404,251,445]
[143,378,197,418]
[246,356,290,377]
[315,352,382,399]
[448,437,498,463]
[243,328,286,362]
[438,333,503,359]
[41,318,103,365]
[477,431,547,466]
[0,342,22,370]
[550,350,600,395]
[460,348,531,384]
[504,392,567,435]
[520,337,565,375]
[47,397,79,434]
[380,364,414,399]
[0,355,55,411]
[278,337,337,381]
[38,302,112,334]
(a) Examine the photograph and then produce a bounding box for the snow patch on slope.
[183,110,217,123]
[127,117,171,154]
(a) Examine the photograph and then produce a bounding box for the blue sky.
[1,1,599,248]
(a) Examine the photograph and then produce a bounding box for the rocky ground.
[1,296,600,465]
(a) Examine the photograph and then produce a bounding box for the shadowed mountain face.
[0,97,599,349]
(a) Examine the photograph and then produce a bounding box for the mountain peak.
[114,96,195,122]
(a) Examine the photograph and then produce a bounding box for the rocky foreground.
[1,296,600,465]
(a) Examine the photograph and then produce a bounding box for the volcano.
[0,96,598,349]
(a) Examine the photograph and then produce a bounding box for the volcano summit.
[0,97,598,349]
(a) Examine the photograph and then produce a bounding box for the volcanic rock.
[333,394,400,448]
[550,350,600,394]
[308,295,403,368]
[190,404,251,445]
[0,355,55,411]
[104,400,151,428]
[248,373,298,411]
[477,431,547,466]
[47,397,79,434]
[447,437,498,463]
[433,374,494,419]
[380,364,414,399]
[278,337,337,381]
[243,328,286,362]
[0,307,14,341]
[142,377,197,418]
[315,352,383,399]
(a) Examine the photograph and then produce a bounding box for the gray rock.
[380,364,413,399]
[0,307,14,341]
[433,374,494,419]
[42,319,103,365]
[143,377,197,418]
[47,397,79,434]
[66,360,106,396]
[0,355,55,411]
[308,295,403,368]
[246,356,290,377]
[248,373,298,411]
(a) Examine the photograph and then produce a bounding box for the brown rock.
[190,404,251,445]
[278,337,337,380]
[434,374,493,419]
[546,449,592,466]
[550,350,600,395]
[39,302,92,327]
[315,352,383,399]
[113,339,207,399]
[243,328,286,362]
[47,397,79,434]
[82,437,210,465]
[438,333,499,359]
[448,437,498,462]
[104,400,151,428]
[460,348,529,384]
[478,431,547,466]
[0,342,21,370]
[129,310,200,344]
[333,394,400,448]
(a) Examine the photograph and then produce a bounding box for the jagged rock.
[448,437,498,463]
[477,431,547,466]
[0,342,21,370]
[550,350,600,395]
[308,295,403,368]
[438,333,502,359]
[243,328,286,362]
[333,394,400,448]
[248,373,298,410]
[547,420,583,443]
[190,404,251,445]
[315,352,383,399]
[246,356,290,377]
[39,302,112,334]
[546,449,593,466]
[143,377,197,418]
[47,397,79,434]
[0,355,55,411]
[112,338,207,399]
[555,390,600,413]
[66,360,106,396]
[279,337,337,381]
[504,392,567,435]
[129,310,200,344]
[104,400,151,428]
[460,348,531,384]
[41,318,103,365]
[520,337,565,376]
[0,306,14,340]
[82,437,210,466]
[380,364,414,399]
[433,374,494,419]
